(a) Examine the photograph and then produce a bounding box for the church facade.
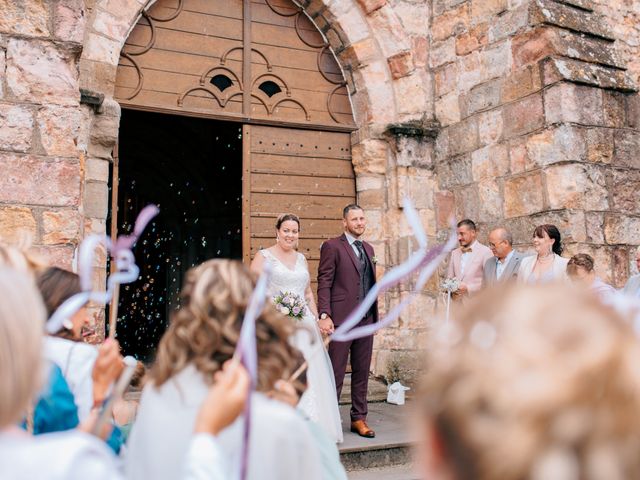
[1,0,639,379]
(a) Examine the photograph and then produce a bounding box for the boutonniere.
[371,255,379,265]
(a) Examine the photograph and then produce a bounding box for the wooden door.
[244,124,355,290]
[115,0,358,272]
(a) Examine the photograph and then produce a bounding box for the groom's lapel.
[340,234,360,272]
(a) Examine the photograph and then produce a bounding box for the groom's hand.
[318,317,334,335]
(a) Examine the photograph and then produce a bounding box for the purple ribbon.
[46,205,159,334]
[234,262,272,480]
[331,198,457,342]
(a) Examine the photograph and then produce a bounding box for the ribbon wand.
[108,205,159,339]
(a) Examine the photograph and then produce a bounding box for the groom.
[317,204,378,438]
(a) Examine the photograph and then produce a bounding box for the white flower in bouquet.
[273,291,306,321]
[441,277,460,293]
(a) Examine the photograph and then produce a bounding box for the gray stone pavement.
[338,401,418,453]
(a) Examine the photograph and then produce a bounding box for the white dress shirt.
[496,250,515,280]
[345,232,362,258]
[460,241,477,276]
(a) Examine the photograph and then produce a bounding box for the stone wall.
[0,0,639,381]
[430,0,640,290]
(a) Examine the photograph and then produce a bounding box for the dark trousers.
[328,314,374,421]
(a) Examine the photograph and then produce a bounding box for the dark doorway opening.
[111,109,242,361]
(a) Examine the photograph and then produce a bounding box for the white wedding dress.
[260,249,344,443]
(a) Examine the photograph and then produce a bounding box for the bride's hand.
[318,317,334,335]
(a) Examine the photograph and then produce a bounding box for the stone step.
[339,402,416,472]
[339,373,388,405]
[347,464,420,480]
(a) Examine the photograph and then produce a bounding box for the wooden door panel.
[245,124,355,263]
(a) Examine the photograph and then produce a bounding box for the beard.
[346,225,365,238]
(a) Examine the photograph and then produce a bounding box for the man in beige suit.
[447,219,493,298]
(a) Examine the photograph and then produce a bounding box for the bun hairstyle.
[275,214,300,231]
[533,224,563,256]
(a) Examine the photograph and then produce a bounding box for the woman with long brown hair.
[126,259,323,480]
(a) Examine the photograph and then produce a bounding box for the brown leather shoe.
[350,419,375,438]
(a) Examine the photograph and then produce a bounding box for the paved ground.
[347,464,420,480]
[338,401,418,453]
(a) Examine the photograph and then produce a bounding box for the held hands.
[92,338,125,406]
[318,316,335,336]
[454,282,469,296]
[194,361,250,436]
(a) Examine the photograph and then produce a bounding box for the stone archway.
[79,0,436,377]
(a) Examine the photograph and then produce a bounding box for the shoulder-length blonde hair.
[152,259,298,391]
[0,269,46,427]
[422,284,640,480]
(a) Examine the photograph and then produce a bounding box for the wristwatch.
[320,313,328,320]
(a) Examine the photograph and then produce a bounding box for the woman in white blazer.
[518,224,569,283]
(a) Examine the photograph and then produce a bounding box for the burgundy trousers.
[328,314,374,421]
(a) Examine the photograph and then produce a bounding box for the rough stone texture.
[6,39,80,106]
[0,206,37,242]
[0,104,34,153]
[0,154,80,207]
[0,0,638,378]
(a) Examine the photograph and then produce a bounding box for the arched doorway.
[112,0,357,359]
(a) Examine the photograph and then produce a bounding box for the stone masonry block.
[525,125,585,169]
[84,181,109,219]
[432,3,470,42]
[456,23,488,56]
[604,215,640,245]
[6,39,80,106]
[0,206,37,243]
[447,116,479,156]
[471,144,509,181]
[0,49,5,99]
[544,82,604,126]
[434,62,458,97]
[0,0,50,37]
[542,58,636,93]
[437,153,473,189]
[471,0,508,20]
[0,103,34,153]
[42,209,81,244]
[504,172,544,217]
[467,79,502,114]
[503,93,544,139]
[544,163,608,210]
[501,64,542,103]
[613,129,640,169]
[352,139,389,175]
[435,92,461,127]
[429,37,456,68]
[610,169,640,213]
[37,105,82,157]
[489,4,529,42]
[478,178,503,222]
[530,0,614,40]
[53,0,85,44]
[356,0,386,15]
[387,50,415,79]
[0,154,80,207]
[478,109,504,145]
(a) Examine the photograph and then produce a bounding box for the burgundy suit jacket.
[317,234,379,326]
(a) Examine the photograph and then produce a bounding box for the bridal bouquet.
[273,291,307,321]
[441,277,460,293]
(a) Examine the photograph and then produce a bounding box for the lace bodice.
[260,249,310,299]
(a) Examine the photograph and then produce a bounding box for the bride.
[251,214,343,443]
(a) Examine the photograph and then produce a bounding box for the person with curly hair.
[418,284,640,480]
[125,259,323,480]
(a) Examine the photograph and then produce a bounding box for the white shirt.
[460,241,477,276]
[345,232,362,258]
[0,427,228,480]
[496,250,514,279]
[43,336,98,420]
